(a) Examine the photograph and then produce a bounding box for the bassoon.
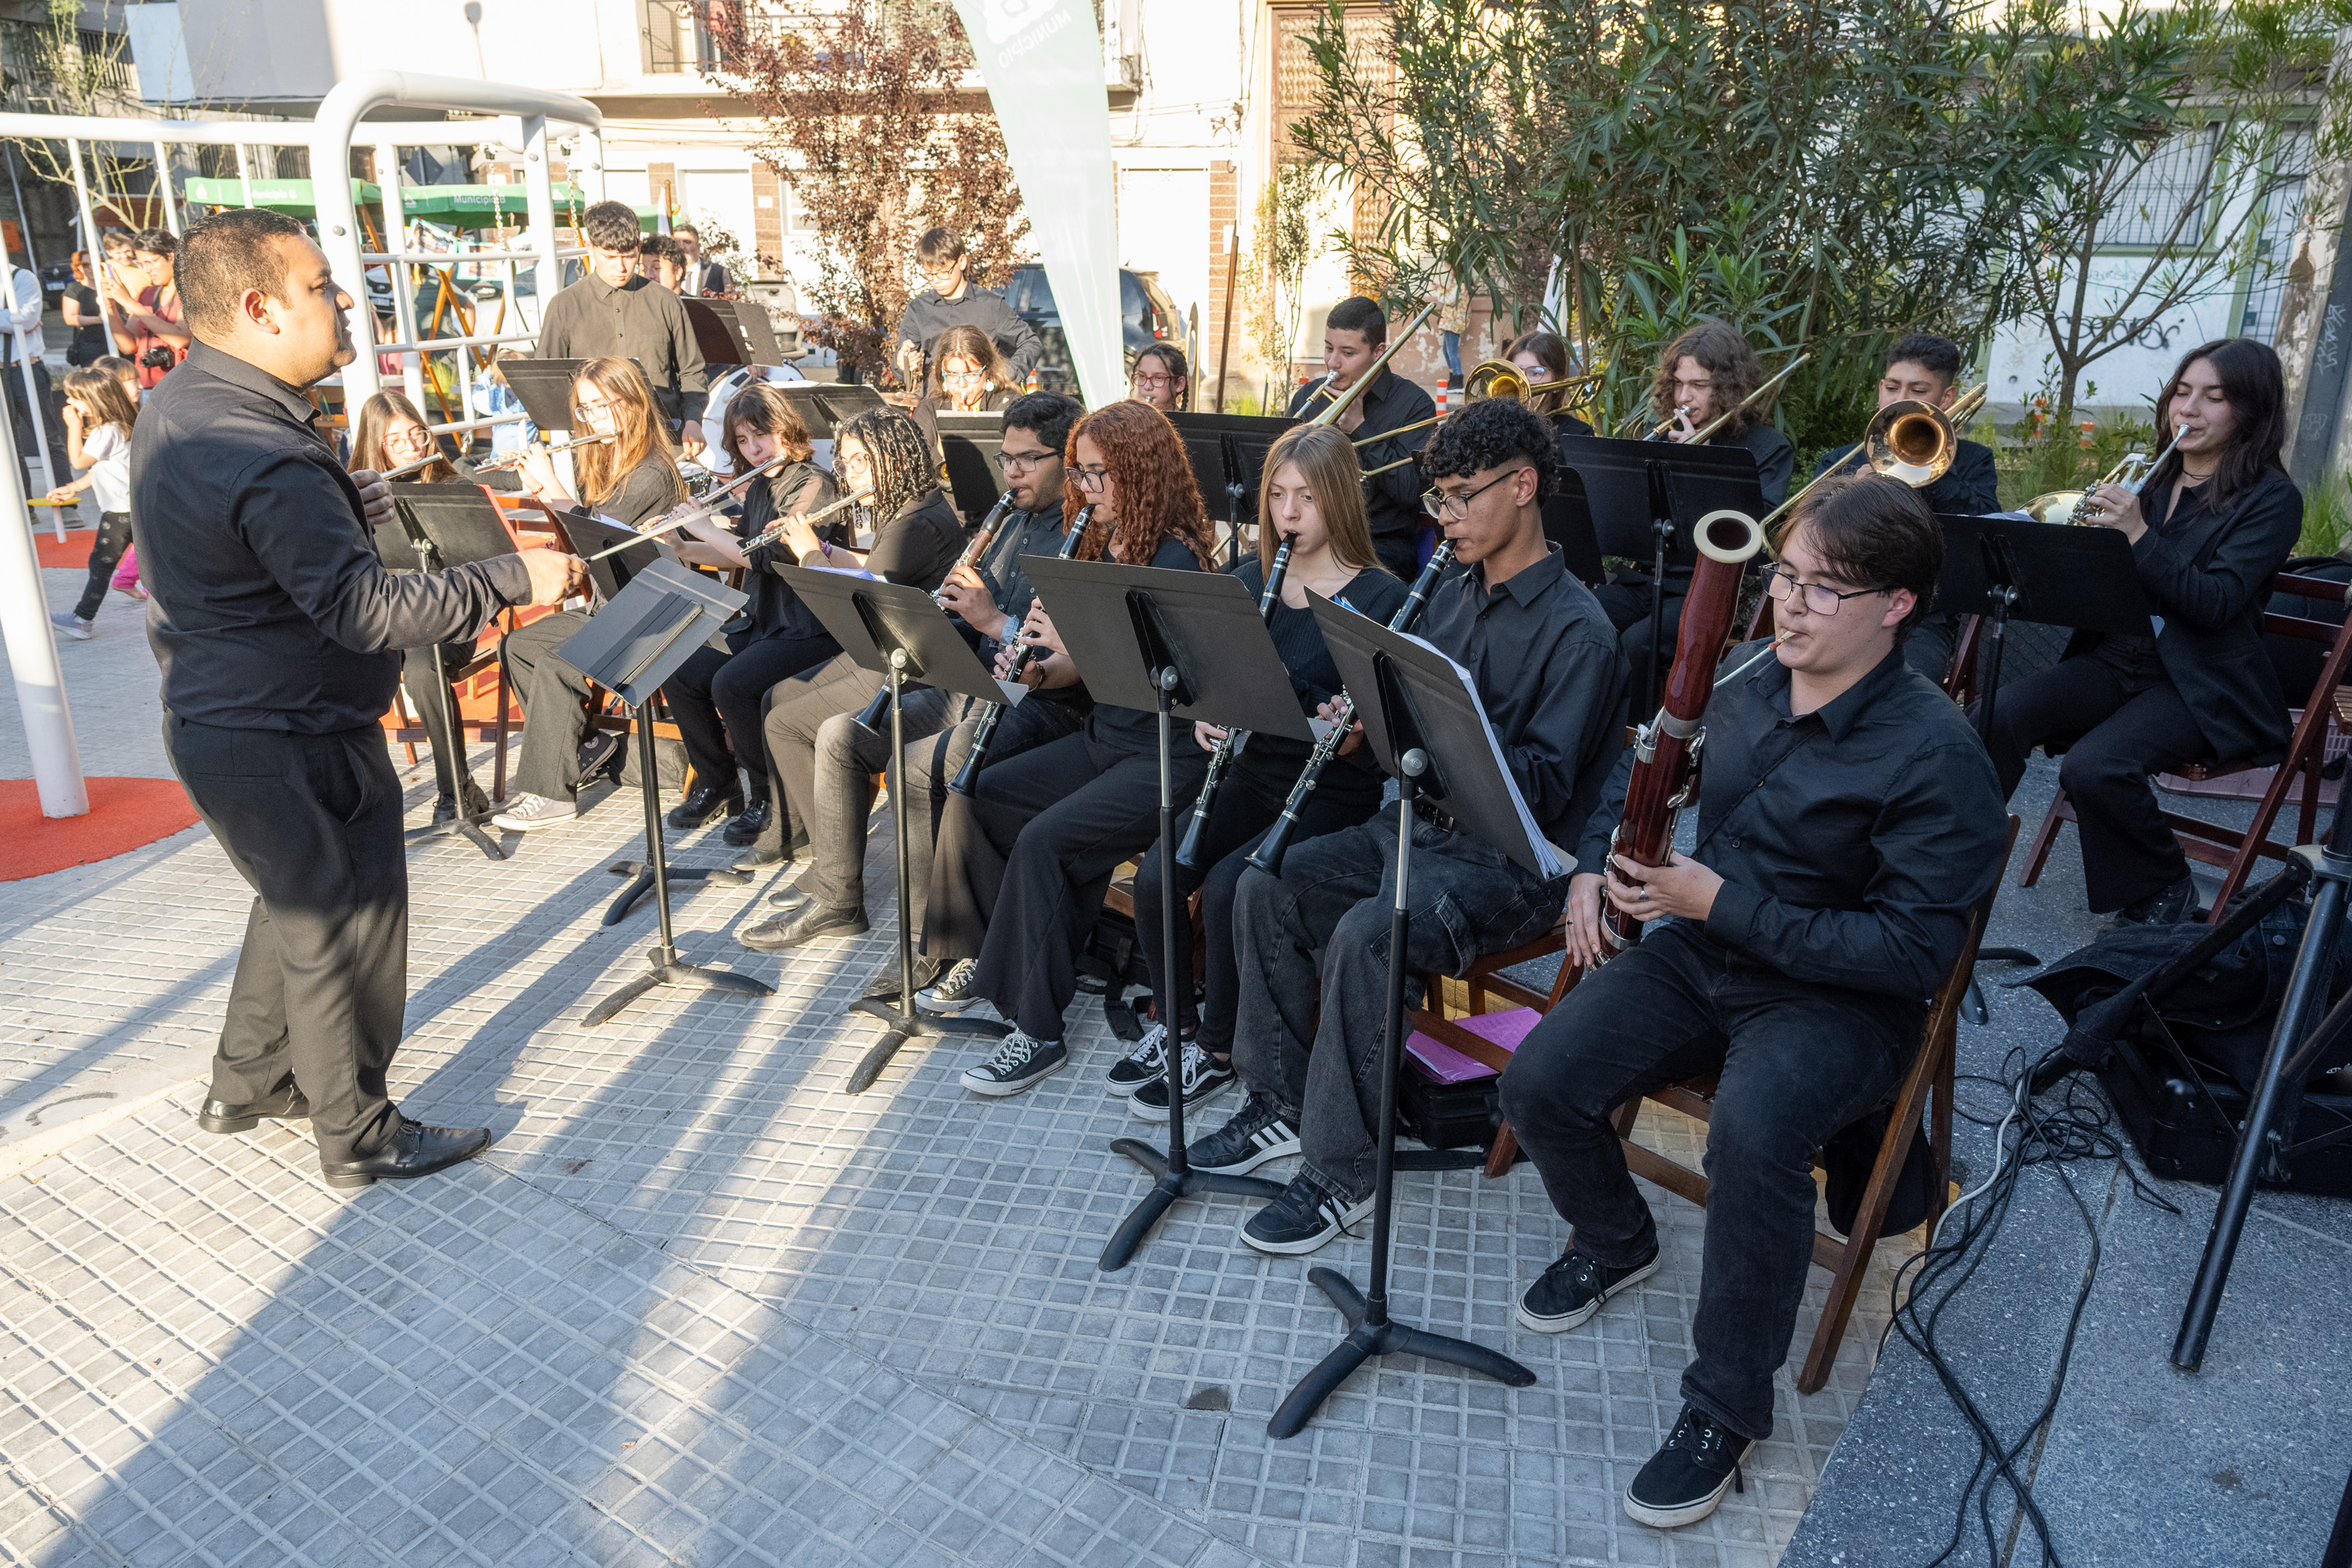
[1245,539,1457,878]
[1174,532,1294,868]
[1602,508,1769,951]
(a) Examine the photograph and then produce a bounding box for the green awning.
[180,176,379,215]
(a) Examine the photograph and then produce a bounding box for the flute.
[949,506,1098,797]
[1246,539,1457,877]
[1174,532,1294,868]
[383,430,604,482]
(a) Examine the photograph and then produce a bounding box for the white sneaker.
[48,612,93,641]
[917,958,984,1012]
[960,1030,1067,1096]
[489,793,579,832]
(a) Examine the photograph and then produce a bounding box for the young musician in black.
[1501,330,1592,437]
[1113,425,1409,1120]
[1809,332,2000,684]
[654,383,843,845]
[1980,336,2302,924]
[1596,320,1793,687]
[1497,474,2006,1530]
[491,358,688,832]
[1189,398,1626,1252]
[1287,296,1437,579]
[920,400,1220,1094]
[859,394,1094,1004]
[535,200,709,456]
[892,227,1043,391]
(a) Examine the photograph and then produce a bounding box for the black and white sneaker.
[1515,1246,1661,1334]
[1128,1040,1234,1121]
[1623,1406,1749,1529]
[1185,1096,1301,1174]
[918,958,984,1013]
[1241,1171,1373,1256]
[1104,1023,1168,1097]
[960,1030,1066,1097]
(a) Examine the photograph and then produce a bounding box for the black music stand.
[935,412,1009,520]
[1540,466,1607,587]
[776,384,886,467]
[1167,412,1295,564]
[558,558,775,1025]
[1265,594,1556,1439]
[380,485,521,861]
[1022,556,1316,1271]
[1556,434,1768,713]
[1935,514,2152,743]
[773,564,1016,1091]
[682,298,746,365]
[501,358,591,434]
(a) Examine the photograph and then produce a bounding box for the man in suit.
[673,224,730,297]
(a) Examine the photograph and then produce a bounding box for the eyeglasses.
[1072,464,1112,491]
[1762,566,1891,617]
[1133,373,1174,390]
[941,371,984,387]
[1420,466,1519,521]
[838,449,873,470]
[385,428,434,450]
[1000,449,1055,472]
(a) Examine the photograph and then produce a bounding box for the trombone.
[1300,303,1440,430]
[1756,383,1990,533]
[2024,430,2189,525]
[1351,360,1601,450]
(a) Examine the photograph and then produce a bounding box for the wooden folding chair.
[1408,916,1578,1178]
[1603,816,2018,1395]
[2017,573,2352,919]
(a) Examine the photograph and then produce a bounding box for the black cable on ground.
[1885,1046,2181,1567]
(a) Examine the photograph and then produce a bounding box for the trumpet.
[2024,429,2190,526]
[1756,383,1989,534]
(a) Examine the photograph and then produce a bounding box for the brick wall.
[1204,159,1239,406]
[751,162,786,270]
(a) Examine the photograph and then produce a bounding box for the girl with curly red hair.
[920,399,1219,1093]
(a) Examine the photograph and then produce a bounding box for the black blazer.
[2064,466,2303,762]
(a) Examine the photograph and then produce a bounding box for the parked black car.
[1001,265,1185,397]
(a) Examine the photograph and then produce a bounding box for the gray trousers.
[499,609,594,800]
[764,652,958,913]
[1230,803,1566,1203]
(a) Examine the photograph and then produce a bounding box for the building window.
[2097,126,2220,251]
[641,0,718,74]
[2238,128,2314,345]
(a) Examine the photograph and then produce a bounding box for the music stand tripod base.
[585,942,775,1028]
[845,996,1006,1094]
[604,858,751,925]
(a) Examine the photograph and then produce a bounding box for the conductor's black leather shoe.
[721,795,773,847]
[739,903,869,953]
[197,1078,311,1134]
[666,781,741,830]
[319,1117,492,1191]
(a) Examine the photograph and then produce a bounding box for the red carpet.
[0,777,200,880]
[34,526,96,568]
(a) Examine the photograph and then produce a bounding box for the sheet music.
[1396,633,1570,879]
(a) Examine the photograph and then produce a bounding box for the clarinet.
[1174,532,1294,868]
[949,505,1097,796]
[851,489,1019,731]
[1246,539,1457,878]
[1600,508,1767,952]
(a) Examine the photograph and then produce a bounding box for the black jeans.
[902,693,1087,952]
[929,727,1207,1040]
[5,358,65,490]
[499,609,595,800]
[72,510,132,621]
[399,641,485,803]
[1230,803,1565,1203]
[1132,753,1381,1054]
[1497,920,1921,1440]
[163,715,412,1163]
[1977,655,2211,912]
[662,628,840,797]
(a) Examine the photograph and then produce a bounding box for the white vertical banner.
[953,0,1121,408]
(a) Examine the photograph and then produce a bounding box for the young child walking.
[46,365,139,640]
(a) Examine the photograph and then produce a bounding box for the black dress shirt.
[1577,643,2007,1001]
[1290,367,1438,568]
[133,342,529,733]
[895,286,1044,384]
[1814,434,1999,515]
[1229,557,1410,805]
[967,505,1071,653]
[584,459,683,529]
[1085,535,1208,753]
[535,274,710,425]
[736,463,844,640]
[1727,419,1795,509]
[1419,545,1628,848]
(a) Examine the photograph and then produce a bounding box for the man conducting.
[137,209,584,1189]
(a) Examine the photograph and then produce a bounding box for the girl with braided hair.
[726,404,965,883]
[916,401,1222,1095]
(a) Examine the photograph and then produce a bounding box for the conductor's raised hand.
[520,546,589,606]
[350,469,394,530]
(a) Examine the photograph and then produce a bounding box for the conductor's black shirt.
[1576,642,2006,1001]
[1417,544,1627,848]
[134,342,530,733]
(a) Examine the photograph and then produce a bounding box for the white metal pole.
[65,140,120,361]
[522,114,560,318]
[234,142,253,209]
[0,372,87,818]
[0,256,59,542]
[579,128,608,201]
[376,140,426,416]
[152,141,180,236]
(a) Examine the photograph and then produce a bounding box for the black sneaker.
[2112,873,2198,927]
[960,1030,1066,1096]
[1185,1096,1300,1174]
[1623,1406,1749,1529]
[1104,1023,1168,1097]
[1515,1246,1661,1334]
[918,958,984,1013]
[1241,1171,1372,1256]
[1128,1040,1234,1122]
[666,781,740,830]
